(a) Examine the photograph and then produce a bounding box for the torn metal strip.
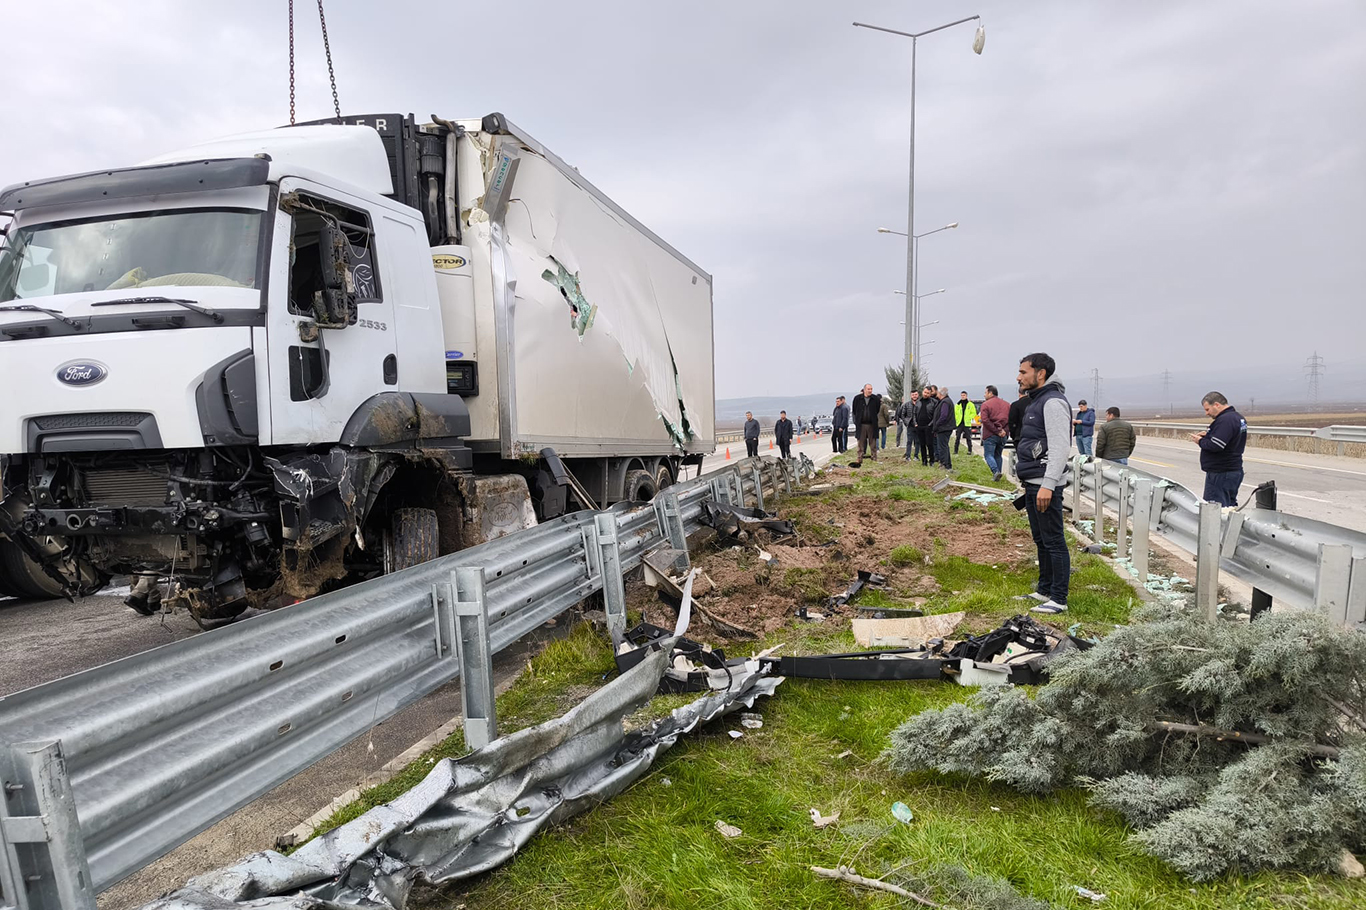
[139,645,780,910]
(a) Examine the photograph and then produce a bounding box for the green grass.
[312,457,1358,909]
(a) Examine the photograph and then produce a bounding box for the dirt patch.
[630,474,1034,644]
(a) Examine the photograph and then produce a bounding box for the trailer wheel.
[623,469,658,503]
[655,463,674,492]
[389,508,440,573]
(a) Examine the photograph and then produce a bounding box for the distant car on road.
[814,419,834,435]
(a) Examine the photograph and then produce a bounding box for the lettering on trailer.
[55,361,107,386]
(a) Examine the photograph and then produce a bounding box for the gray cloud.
[3,0,1362,402]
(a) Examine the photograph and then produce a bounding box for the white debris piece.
[715,820,742,838]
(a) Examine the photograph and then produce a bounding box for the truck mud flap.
[264,448,385,550]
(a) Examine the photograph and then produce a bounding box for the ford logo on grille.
[56,362,108,386]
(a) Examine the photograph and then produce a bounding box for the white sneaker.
[1031,600,1068,614]
[1026,592,1050,603]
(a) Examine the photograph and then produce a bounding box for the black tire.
[0,541,72,600]
[655,463,674,493]
[390,508,439,573]
[623,469,658,503]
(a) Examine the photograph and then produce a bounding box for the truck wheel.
[623,469,658,503]
[389,508,440,573]
[655,464,674,492]
[0,542,79,600]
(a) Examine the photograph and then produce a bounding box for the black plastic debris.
[699,501,795,539]
[761,650,947,681]
[615,622,749,694]
[828,570,886,609]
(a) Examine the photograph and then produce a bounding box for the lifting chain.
[287,0,341,124]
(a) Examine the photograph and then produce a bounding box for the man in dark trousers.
[915,385,937,466]
[1016,352,1072,615]
[933,386,955,468]
[1008,389,1029,446]
[953,391,978,455]
[898,391,920,461]
[743,411,760,458]
[775,410,794,459]
[1191,392,1247,506]
[831,396,850,453]
[851,383,882,466]
[979,385,1011,481]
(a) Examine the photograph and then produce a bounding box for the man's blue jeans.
[1076,435,1093,456]
[1203,469,1244,507]
[982,435,1004,475]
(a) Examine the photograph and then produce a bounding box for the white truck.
[0,112,715,621]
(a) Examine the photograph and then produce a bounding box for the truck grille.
[85,468,170,506]
[33,412,150,429]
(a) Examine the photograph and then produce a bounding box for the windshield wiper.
[92,296,224,324]
[0,303,84,330]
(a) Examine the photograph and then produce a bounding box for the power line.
[1304,352,1326,409]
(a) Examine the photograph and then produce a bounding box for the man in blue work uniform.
[1190,391,1247,506]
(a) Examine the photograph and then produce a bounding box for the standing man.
[933,387,954,469]
[1190,392,1247,506]
[775,410,794,459]
[1016,352,1072,614]
[979,385,1010,481]
[1073,400,1096,456]
[915,386,936,466]
[1008,388,1029,446]
[851,383,882,466]
[953,391,978,455]
[898,392,920,461]
[878,396,894,450]
[1094,406,1136,465]
[743,411,760,459]
[831,397,850,453]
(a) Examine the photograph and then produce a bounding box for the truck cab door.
[265,179,399,444]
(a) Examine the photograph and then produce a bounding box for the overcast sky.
[4,1,1363,400]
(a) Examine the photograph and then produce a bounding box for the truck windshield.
[0,209,263,303]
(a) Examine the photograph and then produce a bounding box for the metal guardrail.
[0,455,812,910]
[1073,457,1366,629]
[1130,421,1366,443]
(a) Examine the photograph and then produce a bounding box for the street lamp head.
[947,222,959,229]
[973,23,986,54]
[894,290,907,295]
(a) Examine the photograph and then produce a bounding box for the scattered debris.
[796,607,826,623]
[1074,885,1108,902]
[809,808,840,829]
[739,712,763,729]
[855,604,925,618]
[891,802,915,824]
[836,750,854,760]
[953,489,1015,506]
[700,500,795,540]
[715,821,743,838]
[660,778,672,788]
[852,611,963,648]
[727,730,743,740]
[811,865,944,907]
[829,570,886,609]
[955,659,1012,688]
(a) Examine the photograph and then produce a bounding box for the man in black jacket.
[743,411,760,458]
[897,392,919,461]
[851,383,882,466]
[775,410,794,459]
[933,387,954,468]
[1191,391,1247,506]
[915,386,937,466]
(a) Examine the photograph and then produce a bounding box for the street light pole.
[858,15,983,395]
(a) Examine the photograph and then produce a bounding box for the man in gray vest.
[1015,352,1072,614]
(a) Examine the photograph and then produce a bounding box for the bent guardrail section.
[0,455,811,910]
[1073,457,1366,629]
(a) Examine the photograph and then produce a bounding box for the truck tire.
[655,463,674,492]
[390,508,440,573]
[623,469,658,503]
[0,542,70,601]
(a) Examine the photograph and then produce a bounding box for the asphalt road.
[1126,437,1366,533]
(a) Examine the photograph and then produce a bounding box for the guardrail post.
[0,741,96,910]
[1115,471,1130,559]
[1250,482,1277,618]
[1070,455,1083,518]
[1130,479,1155,583]
[653,491,690,574]
[452,567,496,750]
[730,470,745,508]
[1092,460,1105,543]
[1348,557,1366,631]
[751,464,766,512]
[1314,544,1354,627]
[1195,501,1222,621]
[593,513,629,646]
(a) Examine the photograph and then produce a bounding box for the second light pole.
[858,14,984,392]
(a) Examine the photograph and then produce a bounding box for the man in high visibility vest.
[953,391,978,455]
